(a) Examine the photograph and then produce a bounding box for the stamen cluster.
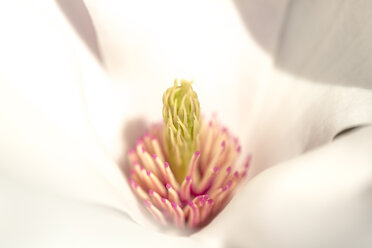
[128,119,251,228]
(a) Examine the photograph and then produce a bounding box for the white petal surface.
[1,176,213,248]
[83,0,372,175]
[275,0,372,89]
[0,0,156,243]
[197,126,372,248]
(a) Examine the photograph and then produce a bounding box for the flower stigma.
[128,79,251,229]
[162,80,201,183]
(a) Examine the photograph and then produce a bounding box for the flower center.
[128,79,251,228]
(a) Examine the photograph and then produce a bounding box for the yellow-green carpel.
[162,79,201,183]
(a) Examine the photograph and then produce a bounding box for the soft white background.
[1,0,372,247]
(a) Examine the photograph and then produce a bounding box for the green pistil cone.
[162,79,201,183]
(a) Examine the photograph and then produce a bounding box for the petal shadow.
[55,0,103,63]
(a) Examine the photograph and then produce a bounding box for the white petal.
[1,177,215,248]
[197,126,372,248]
[0,0,149,226]
[275,1,372,89]
[243,73,372,177]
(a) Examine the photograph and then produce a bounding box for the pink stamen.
[153,156,167,181]
[188,202,200,228]
[187,151,201,182]
[163,163,179,191]
[193,167,218,194]
[195,150,200,157]
[200,199,214,222]
[144,199,151,208]
[130,180,149,200]
[168,186,180,205]
[139,150,160,177]
[151,138,165,161]
[226,180,232,188]
[147,171,167,196]
[242,171,247,178]
[237,146,241,153]
[149,190,164,209]
[161,198,174,218]
[245,154,252,168]
[144,200,167,226]
[203,140,226,173]
[234,171,239,179]
[209,164,230,191]
[171,201,184,227]
[180,176,192,201]
[129,178,137,187]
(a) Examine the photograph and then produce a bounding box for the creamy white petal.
[197,125,372,248]
[0,0,150,228]
[243,72,372,178]
[275,1,372,89]
[1,176,214,248]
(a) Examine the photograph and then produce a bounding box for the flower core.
[128,80,251,228]
[162,79,201,183]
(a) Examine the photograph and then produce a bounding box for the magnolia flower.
[1,0,372,248]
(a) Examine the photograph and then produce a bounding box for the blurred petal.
[0,0,149,228]
[233,0,289,54]
[1,176,214,248]
[244,73,372,177]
